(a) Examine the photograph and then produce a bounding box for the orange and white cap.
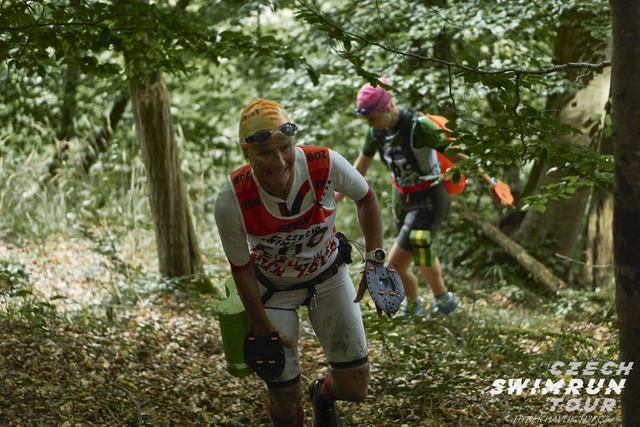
[238,98,290,143]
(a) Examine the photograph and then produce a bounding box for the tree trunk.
[513,21,579,249]
[404,0,456,118]
[581,188,614,290]
[129,72,207,284]
[540,65,610,257]
[611,1,640,425]
[580,122,614,290]
[58,63,80,141]
[78,90,130,174]
[515,13,610,266]
[48,62,80,178]
[519,158,546,202]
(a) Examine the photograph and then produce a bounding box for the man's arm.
[231,263,274,336]
[214,184,274,336]
[353,188,384,305]
[335,153,373,202]
[446,151,495,186]
[353,153,373,177]
[417,116,511,202]
[355,189,383,252]
[327,149,382,248]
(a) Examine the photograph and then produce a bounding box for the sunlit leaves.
[0,1,312,82]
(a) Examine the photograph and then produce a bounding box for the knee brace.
[409,229,435,267]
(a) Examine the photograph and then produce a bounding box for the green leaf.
[306,65,320,85]
[14,289,32,297]
[13,11,36,27]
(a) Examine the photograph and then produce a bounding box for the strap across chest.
[230,146,333,237]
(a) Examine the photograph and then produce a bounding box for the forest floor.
[0,234,622,426]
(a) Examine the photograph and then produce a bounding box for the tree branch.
[78,90,130,175]
[296,1,611,77]
[447,64,457,114]
[0,22,137,32]
[459,209,565,294]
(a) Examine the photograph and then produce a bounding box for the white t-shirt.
[214,147,369,285]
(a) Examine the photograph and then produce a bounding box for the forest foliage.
[1,0,614,243]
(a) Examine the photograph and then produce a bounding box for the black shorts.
[394,183,450,251]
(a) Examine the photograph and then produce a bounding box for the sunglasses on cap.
[354,103,390,116]
[354,106,373,116]
[244,122,298,144]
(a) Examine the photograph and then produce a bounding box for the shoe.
[402,296,427,319]
[430,291,459,316]
[308,379,341,427]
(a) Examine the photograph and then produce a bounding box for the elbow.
[355,188,376,208]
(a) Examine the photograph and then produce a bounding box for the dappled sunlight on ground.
[0,235,115,310]
[120,229,158,274]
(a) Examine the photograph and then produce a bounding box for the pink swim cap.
[355,78,391,115]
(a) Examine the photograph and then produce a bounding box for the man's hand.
[354,268,383,317]
[253,323,293,348]
[253,322,275,336]
[354,261,404,317]
[276,331,293,349]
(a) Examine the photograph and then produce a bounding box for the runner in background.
[338,80,513,319]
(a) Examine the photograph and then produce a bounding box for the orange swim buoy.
[491,180,514,206]
[436,151,467,196]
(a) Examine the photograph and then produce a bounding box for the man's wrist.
[253,322,275,336]
[365,248,386,263]
[248,310,274,336]
[485,176,497,186]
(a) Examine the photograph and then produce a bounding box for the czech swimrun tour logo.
[488,360,633,424]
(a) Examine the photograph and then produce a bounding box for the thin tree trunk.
[404,0,456,117]
[78,91,129,174]
[581,188,614,289]
[57,63,79,141]
[79,0,187,176]
[514,24,579,249]
[580,119,614,290]
[129,72,208,287]
[611,1,640,425]
[519,158,545,202]
[48,62,80,178]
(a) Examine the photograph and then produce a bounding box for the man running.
[214,98,386,426]
[344,80,507,318]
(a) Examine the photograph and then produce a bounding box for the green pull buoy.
[409,229,435,267]
[223,276,237,297]
[216,277,252,378]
